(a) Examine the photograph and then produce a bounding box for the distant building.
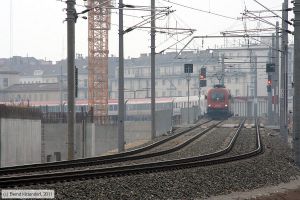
[1,83,66,103]
[0,69,20,101]
[0,70,20,90]
[0,41,294,108]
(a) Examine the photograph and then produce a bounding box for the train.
[2,96,205,120]
[206,84,233,119]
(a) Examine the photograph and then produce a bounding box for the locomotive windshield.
[211,92,225,102]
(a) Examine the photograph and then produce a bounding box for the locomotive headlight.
[208,104,211,107]
[225,104,228,107]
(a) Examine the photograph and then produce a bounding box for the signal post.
[199,67,207,118]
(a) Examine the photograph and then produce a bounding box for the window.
[3,78,8,87]
[235,89,240,96]
[84,79,88,87]
[211,92,225,102]
[162,91,166,97]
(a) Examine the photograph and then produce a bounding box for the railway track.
[0,118,263,188]
[0,119,214,176]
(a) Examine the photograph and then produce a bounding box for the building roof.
[0,70,19,75]
[3,83,66,92]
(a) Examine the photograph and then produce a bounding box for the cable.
[111,11,143,19]
[252,0,293,26]
[160,0,241,21]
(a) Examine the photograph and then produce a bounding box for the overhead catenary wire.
[242,11,294,34]
[160,0,241,21]
[123,8,173,33]
[252,0,293,26]
[157,33,193,54]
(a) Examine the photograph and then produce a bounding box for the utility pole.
[284,0,289,141]
[118,0,125,152]
[66,0,76,160]
[60,63,63,114]
[187,73,191,124]
[280,1,288,142]
[267,48,272,125]
[221,54,225,85]
[270,33,275,124]
[198,83,201,119]
[293,0,300,166]
[254,55,258,119]
[246,84,250,117]
[184,64,193,124]
[151,0,156,139]
[275,21,280,123]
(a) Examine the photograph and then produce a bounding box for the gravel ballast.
[13,126,300,199]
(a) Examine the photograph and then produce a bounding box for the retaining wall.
[0,105,41,167]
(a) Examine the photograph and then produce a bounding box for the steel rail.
[0,120,213,175]
[0,118,255,188]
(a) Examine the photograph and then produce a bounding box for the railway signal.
[267,74,272,92]
[199,67,206,87]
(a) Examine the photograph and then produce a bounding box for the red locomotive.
[206,84,232,118]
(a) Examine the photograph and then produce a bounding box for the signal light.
[199,67,207,87]
[267,74,272,86]
[200,67,206,79]
[267,75,272,92]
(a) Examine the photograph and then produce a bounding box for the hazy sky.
[0,0,293,61]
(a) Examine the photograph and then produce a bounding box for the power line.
[252,0,293,26]
[160,0,241,21]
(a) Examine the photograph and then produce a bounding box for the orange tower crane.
[87,0,111,116]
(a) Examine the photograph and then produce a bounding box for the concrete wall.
[1,118,41,167]
[85,123,95,157]
[125,121,151,143]
[181,106,199,124]
[233,98,268,117]
[43,122,118,159]
[155,110,172,136]
[42,110,174,158]
[43,123,85,161]
[94,124,118,156]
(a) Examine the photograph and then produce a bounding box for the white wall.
[1,118,41,167]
